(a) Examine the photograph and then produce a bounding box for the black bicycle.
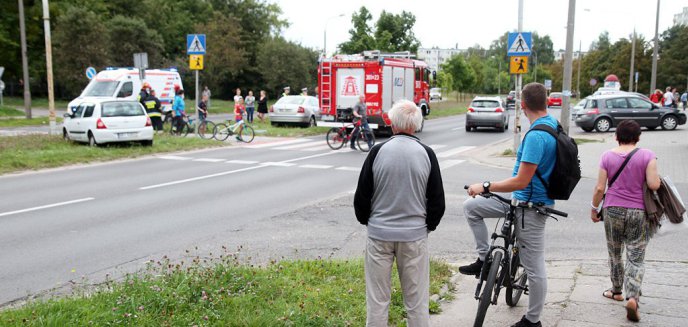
[463,186,567,327]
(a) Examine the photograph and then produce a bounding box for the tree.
[657,25,688,91]
[532,33,554,65]
[339,7,376,54]
[339,6,420,54]
[442,54,475,100]
[257,37,319,97]
[107,16,164,67]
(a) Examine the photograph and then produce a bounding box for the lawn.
[0,116,63,128]
[0,106,25,117]
[0,256,453,326]
[2,97,70,110]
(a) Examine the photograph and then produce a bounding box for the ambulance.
[68,67,184,115]
[318,50,432,133]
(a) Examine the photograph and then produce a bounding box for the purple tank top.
[600,148,655,210]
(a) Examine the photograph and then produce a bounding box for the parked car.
[570,97,589,121]
[269,95,320,127]
[573,93,687,132]
[547,92,563,107]
[63,99,153,146]
[430,87,442,101]
[466,96,510,132]
[506,91,516,109]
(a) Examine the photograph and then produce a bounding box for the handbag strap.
[608,147,640,189]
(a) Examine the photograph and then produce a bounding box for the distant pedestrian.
[354,99,445,327]
[590,120,660,323]
[144,89,163,132]
[282,86,290,98]
[245,90,256,124]
[234,88,243,103]
[233,98,245,141]
[172,89,186,133]
[202,86,212,109]
[681,91,687,111]
[301,87,308,96]
[662,86,674,108]
[649,89,663,104]
[671,88,679,109]
[350,95,372,150]
[198,94,209,135]
[257,90,268,123]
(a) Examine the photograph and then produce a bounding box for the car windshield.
[101,102,144,117]
[82,81,119,97]
[471,100,500,108]
[550,93,562,98]
[277,96,306,105]
[574,99,587,109]
[430,88,441,93]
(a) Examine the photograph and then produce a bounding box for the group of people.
[230,87,269,124]
[649,86,687,110]
[355,82,661,326]
[138,83,164,132]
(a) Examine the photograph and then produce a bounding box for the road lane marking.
[440,160,465,171]
[243,138,311,149]
[436,146,475,158]
[299,164,333,169]
[226,160,259,165]
[158,155,193,161]
[274,140,324,150]
[451,127,463,131]
[281,151,339,163]
[336,167,360,172]
[260,162,296,167]
[429,144,448,150]
[0,197,95,218]
[193,158,225,163]
[140,166,264,190]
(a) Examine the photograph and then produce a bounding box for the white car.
[269,95,321,127]
[63,99,154,146]
[430,88,442,101]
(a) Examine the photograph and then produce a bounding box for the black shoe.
[350,144,356,150]
[458,258,483,276]
[510,316,542,327]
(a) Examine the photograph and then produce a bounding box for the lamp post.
[323,14,345,57]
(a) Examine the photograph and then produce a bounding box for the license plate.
[279,109,288,112]
[118,132,137,139]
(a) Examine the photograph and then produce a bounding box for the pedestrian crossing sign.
[187,34,206,55]
[507,32,532,56]
[510,56,528,74]
[190,55,204,70]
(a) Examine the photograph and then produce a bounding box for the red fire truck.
[318,51,432,133]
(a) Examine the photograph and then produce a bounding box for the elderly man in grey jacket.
[354,99,445,327]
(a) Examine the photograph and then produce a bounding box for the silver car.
[269,95,321,127]
[465,96,510,132]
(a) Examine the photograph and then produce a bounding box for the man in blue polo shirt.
[460,83,557,327]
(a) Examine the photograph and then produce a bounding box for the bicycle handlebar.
[463,185,568,218]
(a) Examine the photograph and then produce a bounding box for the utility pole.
[629,29,636,92]
[18,0,32,119]
[650,0,660,93]
[41,0,56,135]
[576,40,582,98]
[561,0,576,134]
[513,0,524,152]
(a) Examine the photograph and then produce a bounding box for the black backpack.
[523,124,581,200]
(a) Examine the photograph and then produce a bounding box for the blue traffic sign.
[507,32,532,56]
[187,34,206,55]
[86,67,97,80]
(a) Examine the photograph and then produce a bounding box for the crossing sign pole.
[187,34,206,117]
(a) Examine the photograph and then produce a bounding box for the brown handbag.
[644,177,686,227]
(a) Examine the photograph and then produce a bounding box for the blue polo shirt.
[511,115,558,205]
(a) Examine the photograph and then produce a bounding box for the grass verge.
[0,257,454,326]
[2,97,70,110]
[0,106,25,117]
[0,117,64,128]
[0,134,225,175]
[427,99,471,119]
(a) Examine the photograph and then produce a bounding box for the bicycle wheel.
[178,122,190,137]
[474,251,502,327]
[162,115,173,134]
[356,129,376,152]
[505,249,527,307]
[197,120,216,139]
[326,128,346,150]
[238,125,255,143]
[214,123,230,141]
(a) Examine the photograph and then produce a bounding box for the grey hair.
[388,99,422,132]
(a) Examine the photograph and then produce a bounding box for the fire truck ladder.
[320,60,332,115]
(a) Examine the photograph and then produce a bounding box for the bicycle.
[462,186,567,327]
[169,115,216,139]
[213,120,255,143]
[325,120,376,152]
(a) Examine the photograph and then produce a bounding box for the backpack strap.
[608,147,640,189]
[523,124,560,190]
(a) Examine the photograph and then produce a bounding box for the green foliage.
[257,37,320,96]
[339,7,420,54]
[442,55,475,96]
[658,25,688,91]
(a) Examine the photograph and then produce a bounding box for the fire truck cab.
[318,51,432,133]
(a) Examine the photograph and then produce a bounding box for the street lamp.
[323,14,345,57]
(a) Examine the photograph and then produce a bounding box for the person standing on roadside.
[234,88,243,103]
[671,87,679,109]
[233,98,245,141]
[649,89,662,104]
[663,86,674,108]
[590,120,660,323]
[144,89,163,132]
[257,90,268,123]
[172,89,186,134]
[202,86,212,110]
[354,99,445,327]
[461,83,558,327]
[681,90,687,111]
[282,86,290,98]
[350,95,372,150]
[245,90,256,124]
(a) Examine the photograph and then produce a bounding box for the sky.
[271,0,686,55]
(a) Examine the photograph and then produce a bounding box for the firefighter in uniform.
[145,89,163,132]
[138,82,151,108]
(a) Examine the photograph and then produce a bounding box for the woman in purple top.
[590,120,661,322]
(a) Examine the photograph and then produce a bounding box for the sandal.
[603,288,624,301]
[626,297,640,322]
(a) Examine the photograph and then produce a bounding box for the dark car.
[506,91,516,109]
[573,94,687,132]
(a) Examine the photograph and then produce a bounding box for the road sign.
[510,56,528,74]
[589,78,597,86]
[133,53,148,69]
[507,32,532,56]
[190,55,204,70]
[544,79,552,90]
[187,34,206,55]
[86,67,96,80]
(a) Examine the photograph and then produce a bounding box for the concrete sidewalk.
[431,260,688,326]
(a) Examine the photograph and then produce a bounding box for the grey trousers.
[463,196,549,323]
[365,237,429,327]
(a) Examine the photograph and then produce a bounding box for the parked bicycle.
[213,120,255,143]
[462,186,567,327]
[325,120,376,152]
[168,115,216,139]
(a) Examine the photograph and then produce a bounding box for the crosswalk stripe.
[436,146,475,158]
[274,140,324,150]
[193,158,225,163]
[158,155,193,161]
[440,160,465,170]
[336,166,360,172]
[429,144,448,150]
[299,164,334,169]
[244,138,311,149]
[226,160,259,165]
[260,162,296,167]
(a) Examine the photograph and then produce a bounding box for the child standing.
[233,98,245,141]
